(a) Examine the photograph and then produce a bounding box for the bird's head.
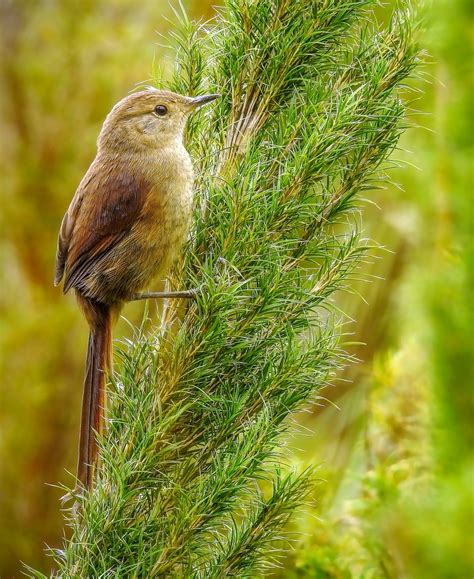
[97,88,219,152]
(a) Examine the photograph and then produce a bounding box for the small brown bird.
[54,88,219,489]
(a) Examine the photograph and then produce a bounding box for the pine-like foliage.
[35,1,418,576]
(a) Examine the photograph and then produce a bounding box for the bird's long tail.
[76,295,114,489]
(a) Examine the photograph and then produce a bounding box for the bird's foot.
[131,288,198,301]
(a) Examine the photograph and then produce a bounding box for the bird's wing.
[54,160,150,295]
[54,184,85,287]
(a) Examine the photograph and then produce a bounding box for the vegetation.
[0,0,470,577]
[277,1,474,576]
[26,0,421,576]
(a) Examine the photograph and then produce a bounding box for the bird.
[54,88,219,489]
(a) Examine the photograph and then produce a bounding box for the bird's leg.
[131,289,198,301]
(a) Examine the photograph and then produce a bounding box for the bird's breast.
[144,148,193,236]
[133,147,194,278]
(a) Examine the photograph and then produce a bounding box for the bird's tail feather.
[76,296,113,489]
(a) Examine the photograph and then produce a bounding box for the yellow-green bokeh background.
[0,1,471,576]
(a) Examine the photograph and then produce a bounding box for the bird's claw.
[131,288,198,301]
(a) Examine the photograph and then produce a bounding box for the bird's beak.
[188,94,220,110]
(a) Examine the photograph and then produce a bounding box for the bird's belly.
[140,186,193,278]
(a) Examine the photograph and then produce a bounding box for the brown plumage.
[54,88,218,488]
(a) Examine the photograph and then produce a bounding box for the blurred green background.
[0,0,471,576]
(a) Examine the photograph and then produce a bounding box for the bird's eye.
[154,105,168,116]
